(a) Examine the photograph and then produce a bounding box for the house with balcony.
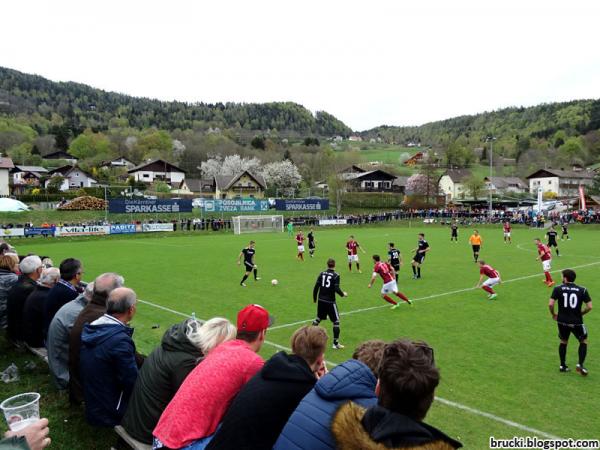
[338,166,398,192]
[526,169,594,197]
[44,165,97,191]
[214,171,266,199]
[11,165,48,194]
[127,159,186,188]
[484,176,528,194]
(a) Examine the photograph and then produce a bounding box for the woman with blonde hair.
[0,253,19,330]
[122,317,236,444]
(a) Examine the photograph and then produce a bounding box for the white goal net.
[233,215,284,235]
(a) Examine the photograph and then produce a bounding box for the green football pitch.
[13,224,600,447]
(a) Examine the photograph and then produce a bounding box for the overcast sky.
[1,0,599,131]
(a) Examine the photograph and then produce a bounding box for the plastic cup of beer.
[0,393,40,431]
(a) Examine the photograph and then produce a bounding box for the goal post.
[233,215,284,235]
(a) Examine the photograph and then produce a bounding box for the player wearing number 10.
[548,269,593,375]
[312,258,348,350]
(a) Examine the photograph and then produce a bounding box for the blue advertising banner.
[108,199,193,214]
[275,199,329,211]
[110,224,137,234]
[203,199,270,212]
[24,227,55,237]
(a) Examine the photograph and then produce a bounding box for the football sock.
[395,274,399,282]
[333,322,340,341]
[253,269,258,280]
[559,343,567,366]
[383,294,398,305]
[417,267,421,277]
[578,342,587,365]
[545,271,553,283]
[356,263,360,271]
[241,274,249,284]
[556,249,560,256]
[312,318,321,326]
[394,291,410,302]
[348,263,352,271]
[412,265,417,275]
[482,285,494,294]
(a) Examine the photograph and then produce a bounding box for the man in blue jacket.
[274,339,386,450]
[79,287,139,427]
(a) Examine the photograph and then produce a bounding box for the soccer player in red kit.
[346,235,366,273]
[475,260,501,299]
[535,238,555,287]
[367,255,412,309]
[296,231,305,261]
[503,221,512,244]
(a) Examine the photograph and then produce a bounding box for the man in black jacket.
[331,340,462,450]
[23,267,60,348]
[206,325,328,450]
[7,255,43,343]
[43,258,83,336]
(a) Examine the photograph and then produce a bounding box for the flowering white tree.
[200,155,261,178]
[261,160,302,196]
[405,174,438,196]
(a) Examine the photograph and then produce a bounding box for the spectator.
[7,256,43,344]
[207,325,329,450]
[69,273,124,403]
[122,317,236,444]
[152,304,272,449]
[79,287,139,427]
[47,282,94,390]
[274,339,386,450]
[0,254,19,331]
[331,340,462,449]
[43,258,83,335]
[1,417,51,450]
[22,268,60,348]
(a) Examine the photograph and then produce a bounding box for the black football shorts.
[558,323,588,341]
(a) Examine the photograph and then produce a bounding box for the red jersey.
[503,223,511,232]
[480,264,499,278]
[296,234,304,245]
[537,243,551,261]
[346,240,358,255]
[374,261,394,284]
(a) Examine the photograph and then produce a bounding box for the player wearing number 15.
[548,269,593,375]
[312,259,348,350]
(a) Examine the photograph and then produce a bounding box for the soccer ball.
[271,279,278,286]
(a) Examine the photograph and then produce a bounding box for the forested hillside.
[0,67,352,137]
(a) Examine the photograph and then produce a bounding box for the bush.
[335,192,404,209]
[15,193,77,202]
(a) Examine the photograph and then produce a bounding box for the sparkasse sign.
[108,199,193,214]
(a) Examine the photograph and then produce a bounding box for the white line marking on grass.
[269,260,600,331]
[137,298,563,440]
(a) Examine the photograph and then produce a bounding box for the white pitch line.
[269,260,600,331]
[137,299,563,440]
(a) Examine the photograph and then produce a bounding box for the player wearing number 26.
[548,269,593,376]
[312,259,348,350]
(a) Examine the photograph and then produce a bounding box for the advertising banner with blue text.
[108,199,193,214]
[110,224,137,234]
[24,227,55,237]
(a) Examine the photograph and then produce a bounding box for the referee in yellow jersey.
[469,230,483,262]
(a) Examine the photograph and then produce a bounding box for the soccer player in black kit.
[549,269,593,375]
[561,222,570,240]
[411,233,430,279]
[546,225,560,256]
[387,243,402,282]
[312,258,348,349]
[237,240,260,286]
[307,228,316,258]
[450,221,458,242]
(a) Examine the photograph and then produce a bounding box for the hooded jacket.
[68,291,108,403]
[121,320,203,444]
[79,314,139,427]
[0,269,18,330]
[7,275,38,342]
[206,351,318,450]
[331,403,462,450]
[274,358,378,450]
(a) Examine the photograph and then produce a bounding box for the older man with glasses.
[43,258,84,336]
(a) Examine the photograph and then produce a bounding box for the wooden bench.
[114,425,153,450]
[24,344,48,364]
